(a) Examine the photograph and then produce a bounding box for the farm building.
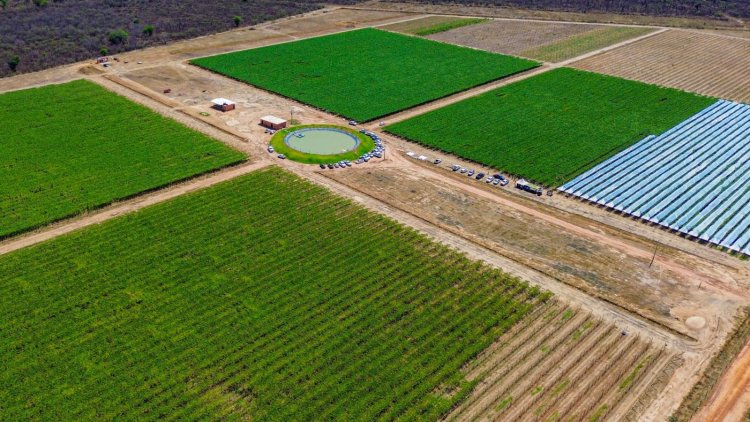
[211,98,236,112]
[260,115,287,130]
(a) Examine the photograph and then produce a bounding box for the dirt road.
[694,340,750,421]
[0,162,269,257]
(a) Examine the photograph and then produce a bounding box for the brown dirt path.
[694,340,750,422]
[0,162,269,257]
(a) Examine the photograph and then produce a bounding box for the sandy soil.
[572,29,750,103]
[694,338,750,422]
[427,19,599,56]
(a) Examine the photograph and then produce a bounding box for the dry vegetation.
[520,26,655,62]
[426,19,599,55]
[380,15,475,34]
[572,29,750,103]
[445,302,680,421]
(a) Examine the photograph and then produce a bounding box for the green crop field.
[386,68,714,186]
[191,28,538,122]
[0,167,548,420]
[0,80,244,239]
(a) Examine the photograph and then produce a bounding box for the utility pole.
[649,244,658,268]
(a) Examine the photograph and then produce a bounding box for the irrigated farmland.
[190,28,538,122]
[562,100,750,255]
[0,167,549,420]
[572,29,750,103]
[386,68,713,186]
[0,79,244,240]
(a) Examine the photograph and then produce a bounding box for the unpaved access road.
[0,162,269,257]
[695,340,750,421]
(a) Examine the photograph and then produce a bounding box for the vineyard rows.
[0,167,551,420]
[572,30,750,103]
[191,28,538,122]
[561,100,750,255]
[385,68,713,186]
[444,304,680,421]
[0,79,244,240]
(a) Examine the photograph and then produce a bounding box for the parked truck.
[516,179,543,196]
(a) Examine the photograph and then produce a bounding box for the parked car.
[452,165,460,171]
[320,164,326,169]
[460,168,467,173]
[277,154,286,160]
[467,170,475,177]
[476,172,485,180]
[433,159,442,165]
[267,146,274,153]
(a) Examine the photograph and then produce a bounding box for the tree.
[33,0,47,6]
[100,46,109,56]
[143,25,154,36]
[7,55,19,72]
[108,29,129,45]
[233,16,243,27]
[0,0,7,9]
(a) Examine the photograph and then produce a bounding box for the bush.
[233,15,243,26]
[7,55,19,71]
[108,29,129,45]
[143,24,154,36]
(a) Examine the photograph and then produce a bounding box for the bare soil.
[572,29,750,103]
[426,19,599,56]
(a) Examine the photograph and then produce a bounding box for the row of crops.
[0,79,244,240]
[385,68,714,187]
[561,100,750,255]
[447,303,676,421]
[190,28,539,122]
[0,167,549,420]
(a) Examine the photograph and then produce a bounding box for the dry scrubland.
[572,29,750,103]
[0,79,244,239]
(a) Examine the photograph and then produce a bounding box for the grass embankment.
[0,167,549,420]
[191,28,538,122]
[269,124,374,164]
[521,27,656,62]
[385,68,714,187]
[671,307,750,421]
[0,79,244,239]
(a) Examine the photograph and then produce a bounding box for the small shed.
[260,115,287,130]
[211,98,236,112]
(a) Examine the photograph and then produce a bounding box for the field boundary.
[0,162,268,256]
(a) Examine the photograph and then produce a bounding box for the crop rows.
[561,100,750,255]
[0,167,549,420]
[520,26,655,62]
[572,30,750,103]
[191,28,538,122]
[0,79,244,240]
[444,306,676,421]
[386,68,713,186]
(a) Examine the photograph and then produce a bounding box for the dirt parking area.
[323,165,745,343]
[572,29,750,103]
